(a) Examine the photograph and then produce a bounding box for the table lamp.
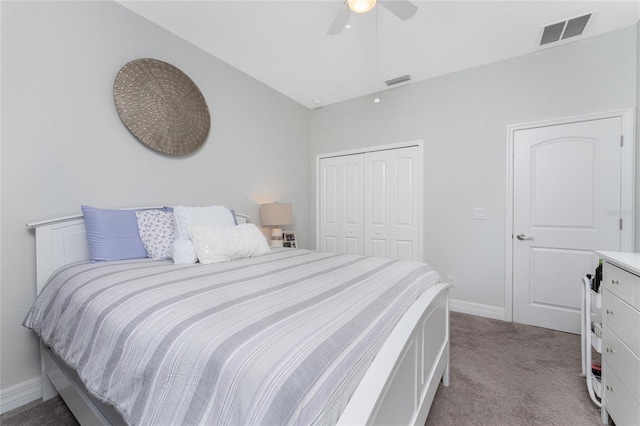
[260,202,293,247]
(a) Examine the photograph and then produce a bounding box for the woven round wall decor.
[114,58,210,155]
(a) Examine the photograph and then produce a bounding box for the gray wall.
[310,26,638,313]
[1,1,310,391]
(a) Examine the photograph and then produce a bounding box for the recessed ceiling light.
[374,98,381,103]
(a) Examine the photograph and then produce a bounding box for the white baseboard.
[450,298,506,321]
[0,376,41,414]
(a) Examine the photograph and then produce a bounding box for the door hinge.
[620,218,623,230]
[620,135,624,147]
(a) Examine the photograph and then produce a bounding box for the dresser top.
[596,251,640,275]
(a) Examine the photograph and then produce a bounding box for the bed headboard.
[27,210,249,295]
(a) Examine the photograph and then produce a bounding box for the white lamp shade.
[260,203,293,226]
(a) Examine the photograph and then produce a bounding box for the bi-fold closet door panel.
[319,145,421,261]
[364,147,421,261]
[319,154,364,255]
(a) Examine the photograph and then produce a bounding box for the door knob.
[516,234,534,241]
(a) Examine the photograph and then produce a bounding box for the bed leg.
[40,343,59,400]
[42,374,58,400]
[442,344,450,387]
[442,293,451,387]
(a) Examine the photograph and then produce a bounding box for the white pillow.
[173,206,236,239]
[171,238,199,265]
[135,210,174,260]
[190,224,271,264]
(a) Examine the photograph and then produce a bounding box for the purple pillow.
[82,205,149,262]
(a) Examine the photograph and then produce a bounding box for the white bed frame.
[27,212,451,426]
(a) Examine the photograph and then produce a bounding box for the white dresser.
[596,251,640,425]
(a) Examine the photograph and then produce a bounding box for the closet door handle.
[516,234,534,241]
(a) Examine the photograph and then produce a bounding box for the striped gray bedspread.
[24,249,441,425]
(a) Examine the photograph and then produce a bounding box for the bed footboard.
[337,282,452,426]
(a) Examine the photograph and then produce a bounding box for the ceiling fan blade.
[379,0,418,20]
[327,3,350,35]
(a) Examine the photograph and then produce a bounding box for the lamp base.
[271,227,284,248]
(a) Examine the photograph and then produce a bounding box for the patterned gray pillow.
[136,210,175,260]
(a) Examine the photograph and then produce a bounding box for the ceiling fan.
[327,0,418,35]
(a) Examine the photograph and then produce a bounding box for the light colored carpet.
[1,312,600,425]
[0,394,78,426]
[426,312,601,425]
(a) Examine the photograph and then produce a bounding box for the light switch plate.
[473,208,487,220]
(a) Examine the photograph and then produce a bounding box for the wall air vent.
[540,22,565,45]
[385,74,411,86]
[539,11,594,48]
[562,14,591,39]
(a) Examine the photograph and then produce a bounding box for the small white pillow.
[190,224,271,264]
[171,238,199,265]
[135,210,174,260]
[173,206,236,239]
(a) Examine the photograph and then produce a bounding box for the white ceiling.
[118,1,640,109]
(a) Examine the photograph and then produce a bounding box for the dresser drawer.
[604,363,640,425]
[604,263,639,308]
[603,290,640,358]
[603,326,640,402]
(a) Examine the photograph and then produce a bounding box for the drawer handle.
[606,309,615,315]
[611,279,619,285]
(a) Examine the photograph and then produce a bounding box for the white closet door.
[318,154,364,255]
[364,146,421,261]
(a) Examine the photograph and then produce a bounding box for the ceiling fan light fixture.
[347,0,377,14]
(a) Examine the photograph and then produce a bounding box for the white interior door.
[319,154,364,255]
[513,117,622,333]
[364,146,421,261]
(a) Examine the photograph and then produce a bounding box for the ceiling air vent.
[539,12,594,47]
[385,74,411,86]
